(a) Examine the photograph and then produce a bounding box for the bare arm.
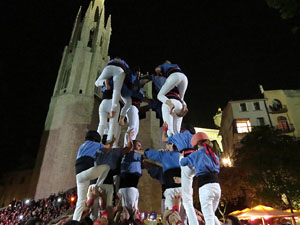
[162,122,168,143]
[104,79,111,90]
[122,129,134,155]
[103,136,115,149]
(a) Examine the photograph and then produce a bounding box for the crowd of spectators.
[0,189,76,225]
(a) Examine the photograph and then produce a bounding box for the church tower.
[30,0,111,200]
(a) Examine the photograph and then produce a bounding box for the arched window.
[88,29,95,48]
[272,99,282,111]
[277,116,289,131]
[94,7,100,22]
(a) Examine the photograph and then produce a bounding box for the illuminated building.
[219,99,271,159]
[262,88,300,138]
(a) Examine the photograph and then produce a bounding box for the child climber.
[180,132,221,225]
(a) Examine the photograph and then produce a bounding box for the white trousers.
[118,187,139,210]
[95,65,126,112]
[199,183,221,225]
[123,105,139,146]
[157,72,188,105]
[162,99,183,136]
[97,99,120,146]
[164,187,182,211]
[181,166,198,225]
[73,164,110,221]
[120,95,132,117]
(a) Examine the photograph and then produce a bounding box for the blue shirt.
[121,151,142,175]
[180,147,220,176]
[168,130,193,152]
[152,75,166,91]
[76,141,104,160]
[144,149,180,172]
[108,59,129,70]
[157,63,181,76]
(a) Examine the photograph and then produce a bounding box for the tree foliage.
[234,126,300,209]
[218,167,257,219]
[265,0,300,19]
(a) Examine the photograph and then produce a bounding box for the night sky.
[1,0,300,172]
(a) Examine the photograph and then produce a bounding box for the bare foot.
[107,111,116,118]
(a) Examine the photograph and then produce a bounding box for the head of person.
[85,130,101,143]
[166,143,178,152]
[191,132,212,149]
[133,140,142,151]
[180,123,195,134]
[132,66,141,77]
[62,220,80,225]
[79,217,93,225]
[25,218,43,225]
[225,215,242,225]
[163,210,183,225]
[164,60,172,64]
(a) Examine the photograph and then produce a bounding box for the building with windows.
[219,88,300,163]
[263,89,300,138]
[219,99,271,158]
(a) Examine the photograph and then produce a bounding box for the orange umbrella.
[230,205,295,220]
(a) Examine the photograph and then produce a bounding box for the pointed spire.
[69,6,82,48]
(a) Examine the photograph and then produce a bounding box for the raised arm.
[162,122,168,143]
[103,136,115,149]
[123,129,134,155]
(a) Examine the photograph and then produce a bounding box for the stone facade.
[31,0,111,200]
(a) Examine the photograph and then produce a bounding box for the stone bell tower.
[30,0,111,200]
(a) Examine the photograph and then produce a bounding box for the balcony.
[268,104,288,114]
[275,123,295,133]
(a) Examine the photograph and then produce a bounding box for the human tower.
[73,58,221,225]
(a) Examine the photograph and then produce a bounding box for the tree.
[218,167,257,221]
[234,126,300,209]
[265,0,300,19]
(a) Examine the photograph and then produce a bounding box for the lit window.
[253,102,260,110]
[240,103,247,111]
[236,120,252,133]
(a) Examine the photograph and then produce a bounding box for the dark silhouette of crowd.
[0,189,76,225]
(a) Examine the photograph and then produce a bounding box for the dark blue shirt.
[157,63,181,76]
[95,148,124,170]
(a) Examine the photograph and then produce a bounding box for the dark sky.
[1,0,300,171]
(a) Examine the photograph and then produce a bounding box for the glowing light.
[24,199,31,205]
[250,216,257,221]
[264,216,271,220]
[222,157,232,167]
[57,197,62,203]
[19,215,23,220]
[70,196,76,202]
[236,120,252,133]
